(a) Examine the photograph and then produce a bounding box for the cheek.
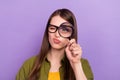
[48,33,53,43]
[48,32,69,47]
[61,38,69,46]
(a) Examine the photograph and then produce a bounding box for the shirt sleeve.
[16,56,36,80]
[81,58,94,80]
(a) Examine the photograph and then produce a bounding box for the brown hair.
[28,8,78,80]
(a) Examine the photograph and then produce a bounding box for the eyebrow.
[49,24,59,27]
[49,22,69,27]
[49,23,73,28]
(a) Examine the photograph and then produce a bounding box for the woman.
[16,8,94,80]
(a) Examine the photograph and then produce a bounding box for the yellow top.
[48,72,60,80]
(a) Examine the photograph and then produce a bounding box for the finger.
[72,50,82,55]
[65,46,74,60]
[71,45,82,56]
[67,39,76,49]
[65,44,70,52]
[69,39,76,45]
[72,47,80,51]
[69,43,78,51]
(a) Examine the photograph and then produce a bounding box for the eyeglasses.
[48,22,74,38]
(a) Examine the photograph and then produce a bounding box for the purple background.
[0,0,120,80]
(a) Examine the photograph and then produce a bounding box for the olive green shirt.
[16,56,94,80]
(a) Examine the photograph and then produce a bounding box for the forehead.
[50,15,67,26]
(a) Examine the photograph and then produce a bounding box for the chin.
[52,45,65,50]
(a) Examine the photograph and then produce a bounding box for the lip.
[53,38,61,44]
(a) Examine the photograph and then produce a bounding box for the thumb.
[65,43,73,60]
[65,44,69,53]
[65,42,71,53]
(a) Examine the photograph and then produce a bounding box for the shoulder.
[80,58,92,70]
[23,56,37,65]
[80,58,91,70]
[81,58,94,80]
[81,58,88,63]
[16,56,37,80]
[21,56,37,70]
[80,58,91,69]
[20,56,37,70]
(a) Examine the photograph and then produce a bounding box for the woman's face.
[48,15,70,50]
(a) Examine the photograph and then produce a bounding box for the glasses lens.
[59,25,73,38]
[48,25,56,33]
[48,22,74,38]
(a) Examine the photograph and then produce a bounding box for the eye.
[49,26,55,30]
[61,27,72,32]
[62,28,68,32]
[49,26,56,30]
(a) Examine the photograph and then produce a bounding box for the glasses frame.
[48,22,74,39]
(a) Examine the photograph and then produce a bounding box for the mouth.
[53,38,61,44]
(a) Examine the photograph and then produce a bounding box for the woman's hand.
[65,39,87,80]
[65,39,82,63]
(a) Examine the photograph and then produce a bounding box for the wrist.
[71,61,87,80]
[70,61,82,70]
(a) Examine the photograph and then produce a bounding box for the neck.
[47,48,65,72]
[47,48,65,63]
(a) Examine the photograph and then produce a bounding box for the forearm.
[70,61,87,80]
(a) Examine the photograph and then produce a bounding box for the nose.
[55,30,60,38]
